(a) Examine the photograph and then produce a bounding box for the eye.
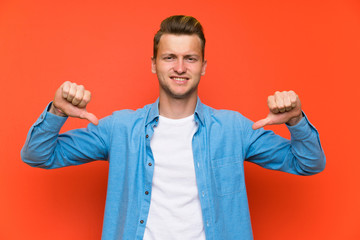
[163,55,175,61]
[186,57,198,62]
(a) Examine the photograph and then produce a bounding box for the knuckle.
[85,90,92,99]
[74,96,82,102]
[63,81,71,86]
[269,102,276,108]
[62,83,70,91]
[62,88,69,95]
[267,95,275,104]
[78,101,87,108]
[286,101,292,107]
[79,112,86,119]
[271,108,279,113]
[290,91,297,99]
[67,94,75,101]
[82,96,90,104]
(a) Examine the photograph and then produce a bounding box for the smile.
[170,77,189,83]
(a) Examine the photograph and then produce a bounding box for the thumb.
[80,111,99,125]
[252,117,270,130]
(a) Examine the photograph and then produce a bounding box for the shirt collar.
[146,98,160,125]
[194,97,205,126]
[145,97,205,126]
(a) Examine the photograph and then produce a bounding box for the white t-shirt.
[143,115,205,240]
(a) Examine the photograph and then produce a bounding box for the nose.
[173,59,186,74]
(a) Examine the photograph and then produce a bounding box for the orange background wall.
[1,0,359,239]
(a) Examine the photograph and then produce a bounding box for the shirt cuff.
[286,112,317,140]
[34,102,68,132]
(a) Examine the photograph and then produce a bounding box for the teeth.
[173,77,186,81]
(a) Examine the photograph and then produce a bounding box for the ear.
[201,59,207,76]
[151,57,156,74]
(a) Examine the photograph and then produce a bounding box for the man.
[21,15,325,240]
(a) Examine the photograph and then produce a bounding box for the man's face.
[152,34,207,100]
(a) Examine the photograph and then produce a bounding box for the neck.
[158,93,198,119]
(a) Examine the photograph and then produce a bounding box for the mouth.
[170,76,189,84]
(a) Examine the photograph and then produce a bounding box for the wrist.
[286,113,303,126]
[49,103,67,117]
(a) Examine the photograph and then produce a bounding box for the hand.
[252,90,303,130]
[49,81,99,125]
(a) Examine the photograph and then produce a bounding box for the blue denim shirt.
[21,98,325,240]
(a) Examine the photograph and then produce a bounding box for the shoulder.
[198,103,255,135]
[110,103,152,122]
[94,103,153,129]
[201,103,249,123]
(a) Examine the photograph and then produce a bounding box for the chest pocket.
[211,156,245,196]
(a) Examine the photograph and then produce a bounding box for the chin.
[169,89,197,100]
[171,94,189,99]
[160,82,198,100]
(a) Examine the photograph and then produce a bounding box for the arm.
[245,91,325,175]
[21,81,109,169]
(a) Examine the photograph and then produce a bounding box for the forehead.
[157,34,202,55]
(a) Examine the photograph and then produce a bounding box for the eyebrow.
[160,53,200,58]
[184,54,200,58]
[161,53,176,58]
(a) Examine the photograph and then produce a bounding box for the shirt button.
[140,220,144,224]
[148,163,152,166]
[145,191,149,195]
[155,118,158,122]
[146,134,149,138]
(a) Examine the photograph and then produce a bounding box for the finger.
[268,95,279,113]
[72,85,85,106]
[252,117,271,130]
[80,111,99,125]
[283,92,293,111]
[289,90,297,108]
[274,91,285,113]
[66,82,77,102]
[62,81,71,99]
[78,90,91,108]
